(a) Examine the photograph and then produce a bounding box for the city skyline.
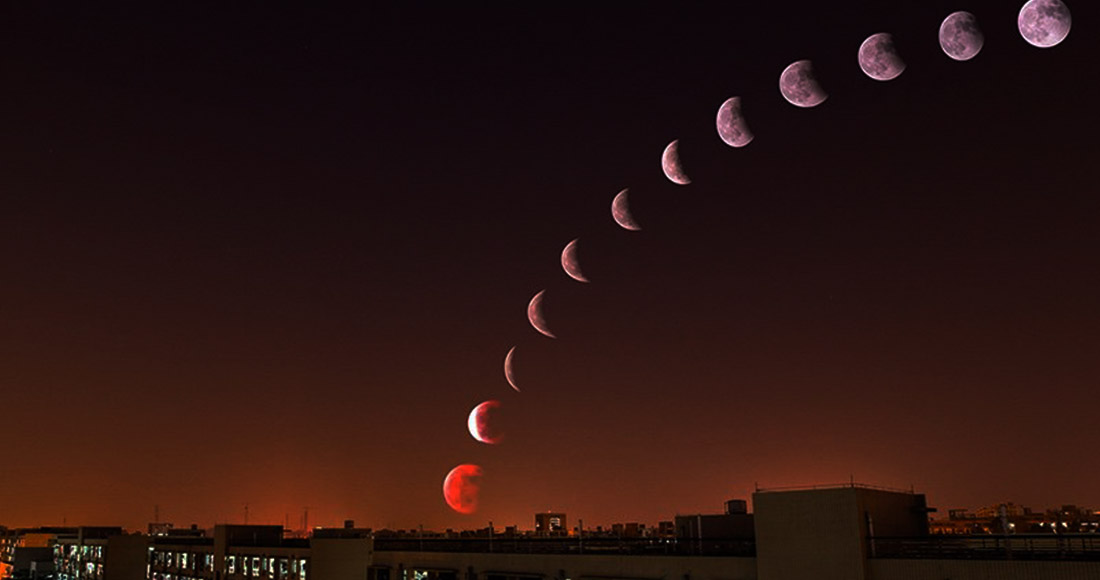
[0,1,1097,531]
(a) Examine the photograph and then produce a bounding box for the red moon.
[443,464,483,514]
[527,289,555,338]
[468,399,503,444]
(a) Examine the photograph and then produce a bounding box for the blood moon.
[467,399,503,444]
[443,464,484,514]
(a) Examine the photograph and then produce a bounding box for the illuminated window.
[278,559,288,579]
[414,571,428,580]
[181,554,188,569]
[252,557,260,578]
[268,557,275,576]
[228,555,237,575]
[298,559,307,580]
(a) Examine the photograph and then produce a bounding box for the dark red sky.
[0,1,1097,531]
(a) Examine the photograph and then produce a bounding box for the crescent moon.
[503,346,519,392]
[1018,0,1071,48]
[716,97,754,148]
[561,238,589,283]
[939,12,984,62]
[527,290,555,338]
[611,188,641,231]
[661,139,691,185]
[779,60,827,108]
[858,33,905,81]
[443,464,483,515]
[467,400,502,444]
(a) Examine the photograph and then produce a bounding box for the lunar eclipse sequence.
[442,0,1073,516]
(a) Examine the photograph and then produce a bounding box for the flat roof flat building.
[26,483,1100,580]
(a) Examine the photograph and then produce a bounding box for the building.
[51,525,370,580]
[674,498,755,555]
[370,483,1099,580]
[10,483,1099,580]
[533,514,565,536]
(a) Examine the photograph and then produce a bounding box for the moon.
[611,188,641,231]
[661,139,691,185]
[939,12,984,61]
[467,400,502,444]
[561,238,588,283]
[527,289,555,338]
[858,33,905,81]
[1018,0,1071,48]
[443,464,483,515]
[779,60,827,108]
[716,97,753,148]
[503,346,519,392]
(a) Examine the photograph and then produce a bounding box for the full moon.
[527,289,555,338]
[611,188,641,231]
[467,400,502,444]
[442,464,483,515]
[561,238,588,283]
[858,33,905,81]
[779,60,827,108]
[939,11,984,61]
[716,97,753,148]
[661,139,691,185]
[1018,0,1071,48]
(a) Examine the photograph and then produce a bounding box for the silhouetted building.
[533,514,566,536]
[675,498,755,554]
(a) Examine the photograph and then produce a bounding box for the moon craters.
[940,12,984,61]
[1018,0,1071,48]
[779,60,827,108]
[858,33,905,81]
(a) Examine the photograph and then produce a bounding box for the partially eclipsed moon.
[611,188,640,231]
[443,464,483,515]
[503,346,519,392]
[779,60,827,108]
[716,97,753,148]
[561,238,588,283]
[661,140,691,185]
[467,400,502,444]
[527,290,555,338]
[858,33,905,81]
[940,11,984,61]
[1018,0,1071,48]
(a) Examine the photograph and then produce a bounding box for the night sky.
[0,1,1097,531]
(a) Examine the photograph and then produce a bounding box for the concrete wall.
[753,487,930,580]
[105,535,149,580]
[856,490,928,538]
[372,551,757,580]
[869,558,1100,580]
[753,488,866,580]
[311,538,372,580]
